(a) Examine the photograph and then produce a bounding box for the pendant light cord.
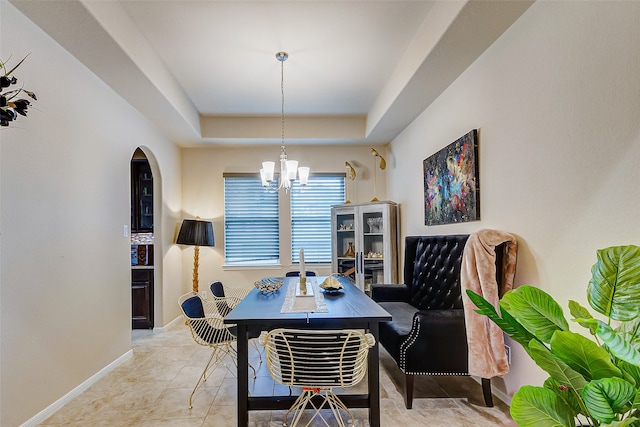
[280,54,285,150]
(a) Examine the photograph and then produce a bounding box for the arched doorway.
[130,148,154,329]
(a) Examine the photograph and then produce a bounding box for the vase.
[344,242,355,257]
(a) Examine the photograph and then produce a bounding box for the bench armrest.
[371,283,410,302]
[413,309,466,335]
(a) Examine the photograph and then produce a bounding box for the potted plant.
[1,55,37,127]
[466,245,640,427]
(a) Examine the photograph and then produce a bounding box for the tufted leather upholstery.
[372,235,498,409]
[408,236,468,310]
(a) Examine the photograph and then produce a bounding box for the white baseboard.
[490,385,512,406]
[19,349,133,427]
[471,376,512,406]
[153,315,183,332]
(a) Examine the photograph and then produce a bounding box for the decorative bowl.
[254,277,283,294]
[320,275,344,293]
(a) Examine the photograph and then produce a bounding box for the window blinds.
[291,176,345,263]
[224,176,280,265]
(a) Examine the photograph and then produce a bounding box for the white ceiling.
[120,1,433,116]
[11,0,534,147]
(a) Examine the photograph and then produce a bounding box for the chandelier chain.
[280,55,285,148]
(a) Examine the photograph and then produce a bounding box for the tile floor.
[39,323,516,426]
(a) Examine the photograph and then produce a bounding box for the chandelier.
[260,52,309,192]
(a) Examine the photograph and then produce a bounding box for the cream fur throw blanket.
[461,229,517,378]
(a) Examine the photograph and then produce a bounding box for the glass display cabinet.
[331,201,398,294]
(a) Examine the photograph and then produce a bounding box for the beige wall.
[180,145,388,289]
[0,3,182,426]
[388,1,640,398]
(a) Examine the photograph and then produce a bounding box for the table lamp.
[176,218,214,293]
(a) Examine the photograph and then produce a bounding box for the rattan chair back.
[259,328,375,426]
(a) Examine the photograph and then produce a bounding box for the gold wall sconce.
[370,148,386,202]
[345,161,356,204]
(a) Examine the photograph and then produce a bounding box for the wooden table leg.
[368,322,381,427]
[236,323,249,427]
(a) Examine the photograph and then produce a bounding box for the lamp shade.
[176,219,214,247]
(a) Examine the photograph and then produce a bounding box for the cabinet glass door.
[334,211,356,281]
[360,207,386,292]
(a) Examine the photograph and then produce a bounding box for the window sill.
[223,263,332,271]
[223,264,282,271]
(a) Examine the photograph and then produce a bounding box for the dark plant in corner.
[1,55,37,127]
[467,245,640,427]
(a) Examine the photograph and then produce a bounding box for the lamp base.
[192,245,200,293]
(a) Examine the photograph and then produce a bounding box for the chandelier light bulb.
[259,169,268,186]
[262,161,275,183]
[286,160,298,180]
[298,167,310,185]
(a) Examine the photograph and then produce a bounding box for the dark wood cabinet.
[132,268,154,329]
[131,160,153,232]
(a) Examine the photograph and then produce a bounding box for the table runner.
[280,278,329,313]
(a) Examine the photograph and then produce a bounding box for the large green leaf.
[551,331,622,381]
[582,377,636,423]
[544,377,583,418]
[510,385,575,427]
[588,245,640,322]
[615,359,640,388]
[569,300,594,320]
[601,418,640,427]
[582,319,640,366]
[632,388,640,412]
[499,305,541,354]
[530,339,588,397]
[501,286,570,343]
[569,300,597,335]
[465,289,537,349]
[616,317,640,350]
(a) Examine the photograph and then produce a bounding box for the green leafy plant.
[467,245,640,427]
[1,55,37,127]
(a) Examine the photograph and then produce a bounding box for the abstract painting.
[423,129,480,226]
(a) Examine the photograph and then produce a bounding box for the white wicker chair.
[209,281,263,363]
[209,280,252,304]
[178,292,255,408]
[259,328,375,427]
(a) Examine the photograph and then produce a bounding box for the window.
[291,176,345,263]
[223,174,344,266]
[224,175,279,265]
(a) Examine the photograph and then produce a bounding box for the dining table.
[224,275,392,427]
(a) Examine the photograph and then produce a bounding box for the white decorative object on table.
[299,248,306,278]
[254,277,284,294]
[299,248,308,294]
[320,275,344,294]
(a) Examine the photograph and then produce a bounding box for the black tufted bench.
[371,235,500,409]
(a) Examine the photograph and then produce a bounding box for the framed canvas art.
[423,129,480,226]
